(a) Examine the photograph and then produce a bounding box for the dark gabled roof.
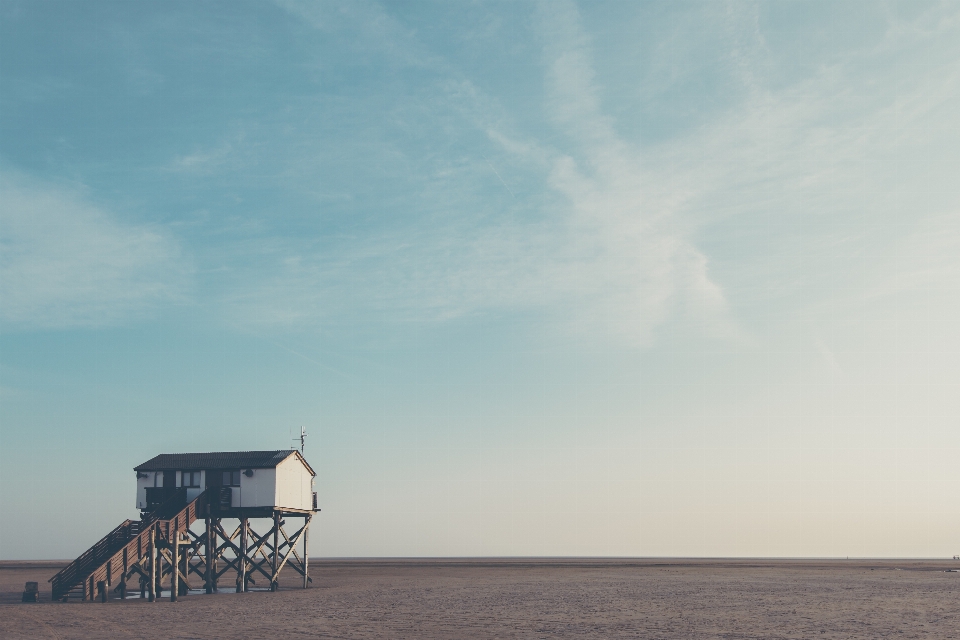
[135,450,315,476]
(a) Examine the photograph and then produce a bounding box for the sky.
[0,0,958,560]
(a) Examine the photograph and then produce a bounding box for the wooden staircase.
[50,489,209,601]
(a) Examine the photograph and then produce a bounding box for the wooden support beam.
[214,555,241,580]
[278,523,305,568]
[215,530,239,553]
[231,523,276,585]
[241,554,274,583]
[156,545,171,593]
[171,531,179,602]
[272,520,308,584]
[105,558,112,601]
[127,564,147,580]
[120,547,128,599]
[205,510,214,593]
[238,517,248,593]
[148,527,156,602]
[159,547,192,586]
[303,515,311,589]
[179,534,190,596]
[126,556,148,598]
[182,537,205,583]
[249,556,273,578]
[212,522,244,580]
[245,522,275,564]
[211,517,219,592]
[211,520,241,549]
[272,512,280,591]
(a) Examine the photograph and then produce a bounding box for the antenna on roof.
[293,426,306,454]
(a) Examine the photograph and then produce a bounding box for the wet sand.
[1,558,957,639]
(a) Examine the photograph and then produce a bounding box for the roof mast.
[295,426,307,453]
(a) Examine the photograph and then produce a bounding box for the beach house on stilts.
[50,450,318,602]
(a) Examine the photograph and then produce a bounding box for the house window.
[223,470,241,487]
[183,471,201,488]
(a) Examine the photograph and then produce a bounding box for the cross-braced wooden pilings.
[120,511,313,600]
[201,513,313,593]
[52,490,315,602]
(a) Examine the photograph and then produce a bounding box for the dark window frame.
[223,470,241,486]
[183,470,201,488]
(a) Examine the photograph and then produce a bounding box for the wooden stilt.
[105,561,112,602]
[119,547,128,599]
[155,540,163,597]
[272,512,280,591]
[212,518,219,592]
[171,531,179,602]
[238,517,248,593]
[179,533,189,596]
[207,517,222,593]
[148,527,156,602]
[303,514,311,589]
[205,509,214,594]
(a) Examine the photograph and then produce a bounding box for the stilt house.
[134,449,317,514]
[50,449,318,603]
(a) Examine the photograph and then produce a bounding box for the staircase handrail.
[49,519,135,587]
[50,490,209,600]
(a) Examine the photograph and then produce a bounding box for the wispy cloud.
[173,142,234,171]
[228,0,959,349]
[527,0,737,344]
[0,171,190,329]
[520,0,960,337]
[234,0,735,347]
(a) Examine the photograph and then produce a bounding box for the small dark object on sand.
[22,581,40,602]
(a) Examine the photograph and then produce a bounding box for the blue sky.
[1,0,958,559]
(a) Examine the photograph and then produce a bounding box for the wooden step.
[51,490,210,602]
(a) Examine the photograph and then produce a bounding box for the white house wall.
[238,468,277,508]
[275,454,313,510]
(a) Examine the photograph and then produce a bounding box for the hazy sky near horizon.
[1,0,958,559]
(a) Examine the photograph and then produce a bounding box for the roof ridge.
[133,450,308,473]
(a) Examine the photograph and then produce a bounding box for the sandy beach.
[1,558,956,639]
